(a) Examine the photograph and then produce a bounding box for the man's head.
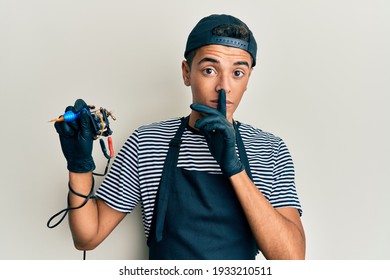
[182,15,257,124]
[184,14,257,68]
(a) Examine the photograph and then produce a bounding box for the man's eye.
[203,68,215,75]
[234,70,244,77]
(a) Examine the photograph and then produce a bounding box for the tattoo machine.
[50,105,116,171]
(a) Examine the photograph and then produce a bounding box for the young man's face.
[182,44,253,124]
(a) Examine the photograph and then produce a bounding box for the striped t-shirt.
[96,117,302,238]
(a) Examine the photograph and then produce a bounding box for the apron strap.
[153,116,188,242]
[234,121,254,181]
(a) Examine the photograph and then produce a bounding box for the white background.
[0,0,389,260]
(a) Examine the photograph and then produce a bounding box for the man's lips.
[211,99,232,106]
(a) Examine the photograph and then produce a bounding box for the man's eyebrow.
[198,57,250,68]
[234,61,250,67]
[198,57,219,65]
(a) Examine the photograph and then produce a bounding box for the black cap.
[184,14,257,66]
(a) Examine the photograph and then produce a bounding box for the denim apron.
[147,116,257,259]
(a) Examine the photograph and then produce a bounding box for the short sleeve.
[269,139,302,215]
[95,130,141,213]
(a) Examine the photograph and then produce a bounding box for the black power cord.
[47,178,95,229]
[47,139,113,260]
[47,179,96,260]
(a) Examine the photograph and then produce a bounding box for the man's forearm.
[68,172,99,250]
[230,170,306,259]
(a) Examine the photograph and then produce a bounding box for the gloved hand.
[54,99,96,173]
[190,90,244,177]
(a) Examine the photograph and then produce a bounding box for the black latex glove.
[54,99,95,173]
[190,90,244,177]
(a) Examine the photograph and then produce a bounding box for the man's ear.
[182,60,191,86]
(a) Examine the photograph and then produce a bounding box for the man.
[55,14,305,260]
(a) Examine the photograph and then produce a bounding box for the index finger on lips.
[218,89,226,118]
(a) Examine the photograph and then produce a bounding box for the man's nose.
[216,74,231,94]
